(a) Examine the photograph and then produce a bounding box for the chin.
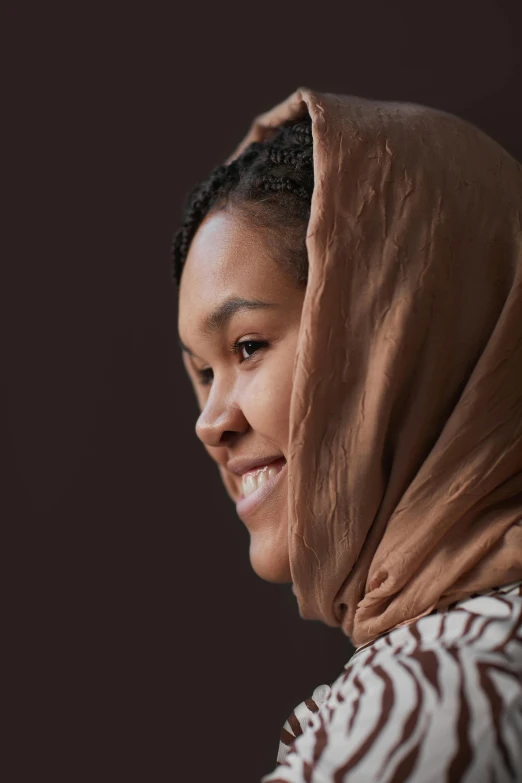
[248,535,292,584]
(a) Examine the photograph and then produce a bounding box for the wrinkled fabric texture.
[223,87,522,647]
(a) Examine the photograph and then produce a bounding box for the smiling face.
[177,207,306,583]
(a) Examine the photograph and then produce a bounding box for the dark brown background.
[5,1,522,780]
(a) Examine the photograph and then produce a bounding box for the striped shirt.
[262,581,522,782]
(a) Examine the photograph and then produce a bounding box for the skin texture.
[177,208,306,583]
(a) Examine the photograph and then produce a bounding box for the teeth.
[241,463,283,498]
[244,474,257,495]
[257,471,268,489]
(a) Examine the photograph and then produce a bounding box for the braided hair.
[171,116,314,289]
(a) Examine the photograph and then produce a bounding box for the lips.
[235,458,287,520]
[227,454,286,476]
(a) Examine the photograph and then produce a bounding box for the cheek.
[242,353,294,442]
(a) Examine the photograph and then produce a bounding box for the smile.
[236,458,287,519]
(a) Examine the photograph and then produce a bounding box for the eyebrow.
[179,296,278,357]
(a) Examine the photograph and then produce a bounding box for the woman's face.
[177,208,306,583]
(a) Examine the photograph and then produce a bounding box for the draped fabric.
[224,88,522,648]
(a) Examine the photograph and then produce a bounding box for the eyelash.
[197,339,268,387]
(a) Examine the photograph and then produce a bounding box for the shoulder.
[262,583,522,782]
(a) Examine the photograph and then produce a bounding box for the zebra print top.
[262,581,522,782]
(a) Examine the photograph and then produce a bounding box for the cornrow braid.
[172,116,314,288]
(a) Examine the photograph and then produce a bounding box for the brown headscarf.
[223,87,522,647]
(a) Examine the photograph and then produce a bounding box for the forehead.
[178,209,291,329]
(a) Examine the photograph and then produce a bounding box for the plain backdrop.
[5,2,522,780]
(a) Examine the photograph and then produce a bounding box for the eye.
[196,340,269,388]
[236,339,268,361]
[196,367,214,387]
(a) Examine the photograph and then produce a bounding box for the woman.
[172,88,522,781]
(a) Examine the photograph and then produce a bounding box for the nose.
[195,382,247,448]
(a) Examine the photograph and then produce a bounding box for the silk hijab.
[221,87,522,646]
